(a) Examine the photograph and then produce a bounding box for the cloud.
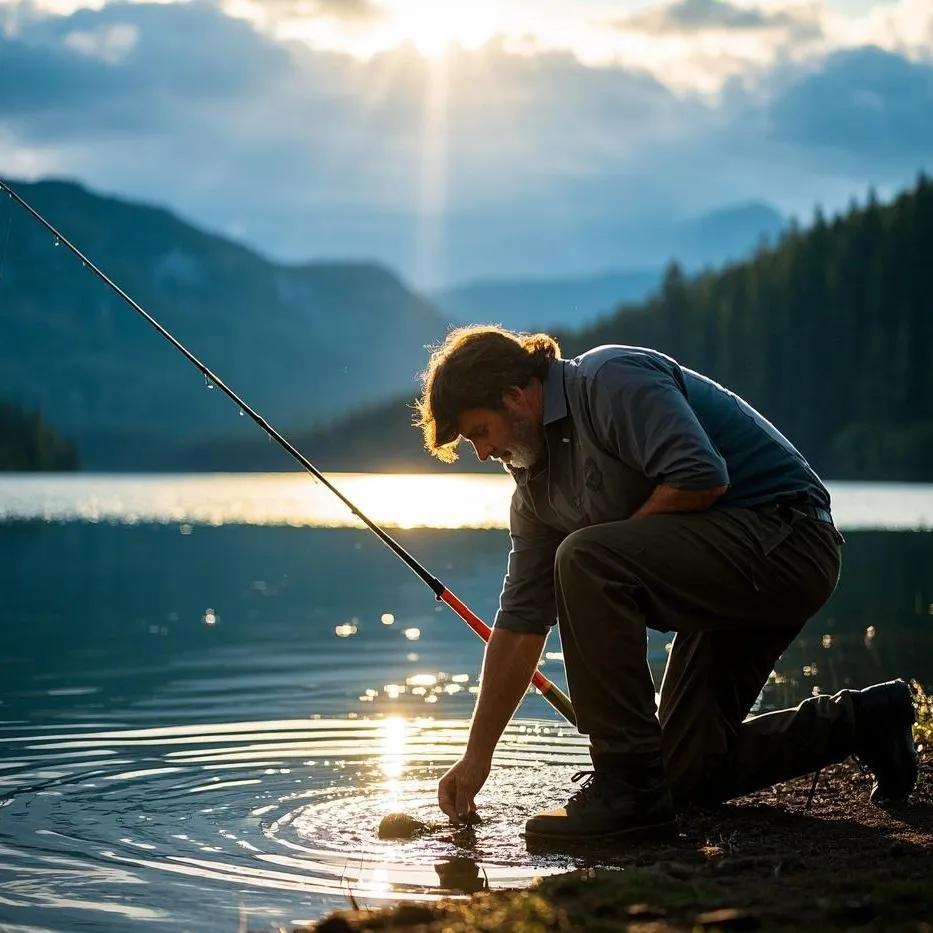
[62,21,137,62]
[314,0,379,19]
[621,0,799,34]
[607,0,829,92]
[768,46,933,165]
[1,1,931,287]
[232,0,380,22]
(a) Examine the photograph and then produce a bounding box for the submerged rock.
[377,812,430,839]
[377,811,482,839]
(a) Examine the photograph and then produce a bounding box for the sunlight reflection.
[5,475,930,530]
[380,716,408,810]
[366,866,392,895]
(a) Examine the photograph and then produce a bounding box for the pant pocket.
[737,508,795,591]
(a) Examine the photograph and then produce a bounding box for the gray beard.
[503,411,545,470]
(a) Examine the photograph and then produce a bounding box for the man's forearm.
[632,482,727,517]
[465,628,547,763]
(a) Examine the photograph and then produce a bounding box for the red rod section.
[438,588,576,724]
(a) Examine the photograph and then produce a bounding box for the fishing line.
[0,177,576,726]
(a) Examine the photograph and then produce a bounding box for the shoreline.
[284,691,932,933]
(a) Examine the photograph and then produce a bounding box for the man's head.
[415,325,561,467]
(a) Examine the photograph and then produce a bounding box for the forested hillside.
[279,177,932,479]
[567,176,933,480]
[0,402,77,470]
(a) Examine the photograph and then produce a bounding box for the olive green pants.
[554,505,849,807]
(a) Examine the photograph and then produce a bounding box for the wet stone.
[695,907,761,930]
[377,810,481,839]
[377,812,429,839]
[626,903,669,919]
[652,860,694,880]
[389,904,437,925]
[314,916,355,933]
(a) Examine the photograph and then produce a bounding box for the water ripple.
[0,717,591,929]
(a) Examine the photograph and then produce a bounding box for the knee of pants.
[554,525,641,583]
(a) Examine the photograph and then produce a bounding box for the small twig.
[805,769,822,810]
[345,874,360,912]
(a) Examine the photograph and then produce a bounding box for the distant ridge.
[431,201,784,332]
[0,178,451,469]
[432,269,660,332]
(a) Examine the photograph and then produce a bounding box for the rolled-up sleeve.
[588,356,729,489]
[494,495,564,635]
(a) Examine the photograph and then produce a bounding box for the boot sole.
[524,818,677,848]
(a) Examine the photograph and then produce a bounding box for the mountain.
[431,202,784,332]
[0,179,450,468]
[280,178,932,479]
[670,201,785,268]
[432,269,660,333]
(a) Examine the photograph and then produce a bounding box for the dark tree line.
[0,401,78,470]
[564,175,933,480]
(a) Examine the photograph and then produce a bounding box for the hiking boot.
[524,753,675,845]
[854,679,917,804]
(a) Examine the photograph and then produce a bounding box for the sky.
[1,0,931,288]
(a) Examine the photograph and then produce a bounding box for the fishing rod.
[0,178,576,726]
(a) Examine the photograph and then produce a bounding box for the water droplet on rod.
[238,409,244,417]
[204,375,214,390]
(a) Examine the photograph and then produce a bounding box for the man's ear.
[500,386,525,417]
[502,383,536,415]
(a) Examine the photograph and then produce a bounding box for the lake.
[1,474,932,932]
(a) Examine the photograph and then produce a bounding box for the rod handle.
[536,680,576,726]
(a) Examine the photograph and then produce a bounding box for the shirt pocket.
[577,440,655,524]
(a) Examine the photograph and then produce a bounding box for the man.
[415,325,917,846]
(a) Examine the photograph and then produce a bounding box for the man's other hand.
[438,755,491,822]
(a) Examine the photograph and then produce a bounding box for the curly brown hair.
[414,325,561,462]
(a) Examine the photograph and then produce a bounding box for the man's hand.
[437,628,545,822]
[438,755,491,822]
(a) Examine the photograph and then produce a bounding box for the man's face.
[456,398,545,469]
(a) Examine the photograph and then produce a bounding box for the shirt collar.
[542,358,568,426]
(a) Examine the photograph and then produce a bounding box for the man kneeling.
[415,326,917,845]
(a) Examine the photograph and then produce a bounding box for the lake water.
[1,474,932,932]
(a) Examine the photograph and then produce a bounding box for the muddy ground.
[287,688,933,932]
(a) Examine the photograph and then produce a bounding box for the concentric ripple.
[0,716,592,930]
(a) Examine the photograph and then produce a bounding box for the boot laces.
[568,769,600,806]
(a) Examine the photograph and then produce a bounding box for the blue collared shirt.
[494,345,831,635]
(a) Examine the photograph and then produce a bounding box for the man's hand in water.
[438,630,546,823]
[438,755,490,822]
